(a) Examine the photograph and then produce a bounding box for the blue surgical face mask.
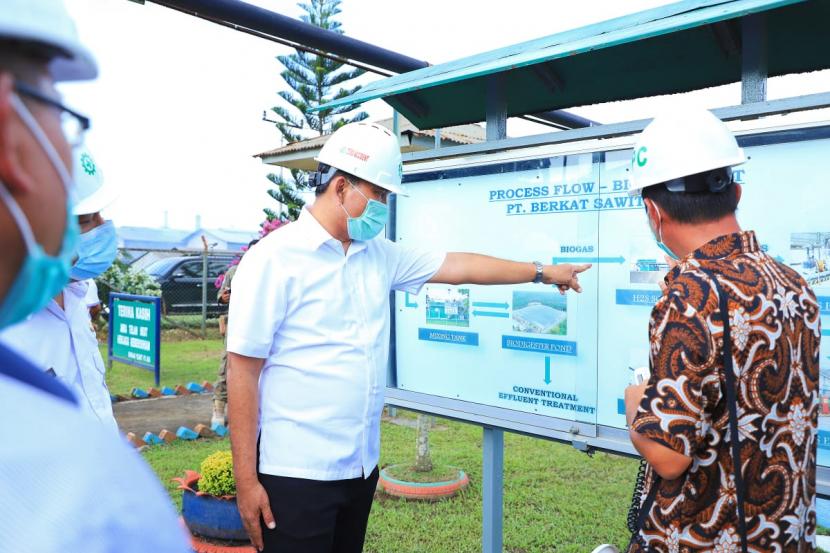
[70,220,118,280]
[0,94,80,329]
[340,181,389,241]
[647,202,680,261]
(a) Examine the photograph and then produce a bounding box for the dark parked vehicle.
[145,255,235,314]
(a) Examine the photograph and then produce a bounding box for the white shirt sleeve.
[83,280,100,307]
[385,240,446,295]
[226,245,288,359]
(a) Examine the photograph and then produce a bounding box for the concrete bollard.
[176,426,199,440]
[126,432,146,448]
[143,432,164,446]
[185,382,204,394]
[210,422,229,437]
[194,424,214,438]
[159,429,177,443]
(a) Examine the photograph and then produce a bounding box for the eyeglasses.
[347,177,389,203]
[14,82,91,147]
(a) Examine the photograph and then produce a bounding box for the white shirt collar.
[296,207,367,256]
[296,207,336,251]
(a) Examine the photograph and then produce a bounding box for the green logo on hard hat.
[81,153,96,176]
[398,162,403,180]
[635,146,648,167]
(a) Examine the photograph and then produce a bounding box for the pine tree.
[264,0,368,222]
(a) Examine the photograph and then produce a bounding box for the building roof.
[314,0,829,129]
[118,226,258,251]
[254,115,485,170]
[118,226,192,247]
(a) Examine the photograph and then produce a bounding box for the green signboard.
[108,293,161,385]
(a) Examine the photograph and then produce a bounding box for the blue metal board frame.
[388,112,830,498]
[107,293,162,387]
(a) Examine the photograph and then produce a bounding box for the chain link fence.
[96,247,240,339]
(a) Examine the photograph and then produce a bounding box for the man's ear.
[734,182,742,205]
[331,175,349,199]
[643,198,659,230]
[0,73,34,194]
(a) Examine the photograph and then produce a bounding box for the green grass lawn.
[143,411,639,552]
[102,337,224,396]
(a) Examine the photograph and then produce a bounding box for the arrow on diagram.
[551,256,625,264]
[472,310,509,318]
[472,301,509,310]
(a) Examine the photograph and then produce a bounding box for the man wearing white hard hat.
[74,148,118,320]
[0,1,189,550]
[227,121,591,552]
[622,107,819,551]
[1,146,119,431]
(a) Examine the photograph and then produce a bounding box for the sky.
[60,0,830,233]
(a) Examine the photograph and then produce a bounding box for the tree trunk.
[414,413,433,472]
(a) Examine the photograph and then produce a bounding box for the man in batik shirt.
[624,107,821,552]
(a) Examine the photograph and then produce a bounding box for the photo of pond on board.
[512,291,567,335]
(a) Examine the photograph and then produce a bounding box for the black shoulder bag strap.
[628,358,661,551]
[701,269,749,553]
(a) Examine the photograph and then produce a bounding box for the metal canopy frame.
[315,0,829,130]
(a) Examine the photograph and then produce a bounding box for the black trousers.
[258,467,379,553]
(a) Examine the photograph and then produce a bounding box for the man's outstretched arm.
[429,253,590,293]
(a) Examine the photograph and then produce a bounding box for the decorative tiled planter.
[379,465,469,500]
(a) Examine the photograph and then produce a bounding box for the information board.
[392,125,830,478]
[108,293,161,386]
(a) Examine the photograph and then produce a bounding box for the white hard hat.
[629,106,745,193]
[72,146,116,215]
[315,122,407,196]
[0,0,97,82]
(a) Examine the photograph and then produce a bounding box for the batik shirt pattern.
[630,231,821,552]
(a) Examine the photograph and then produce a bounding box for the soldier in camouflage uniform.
[212,239,258,426]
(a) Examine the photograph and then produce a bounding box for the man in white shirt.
[228,122,591,553]
[0,146,119,431]
[0,2,188,550]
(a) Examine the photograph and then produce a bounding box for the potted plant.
[174,450,254,552]
[379,413,469,500]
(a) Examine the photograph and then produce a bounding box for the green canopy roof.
[316,0,829,129]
